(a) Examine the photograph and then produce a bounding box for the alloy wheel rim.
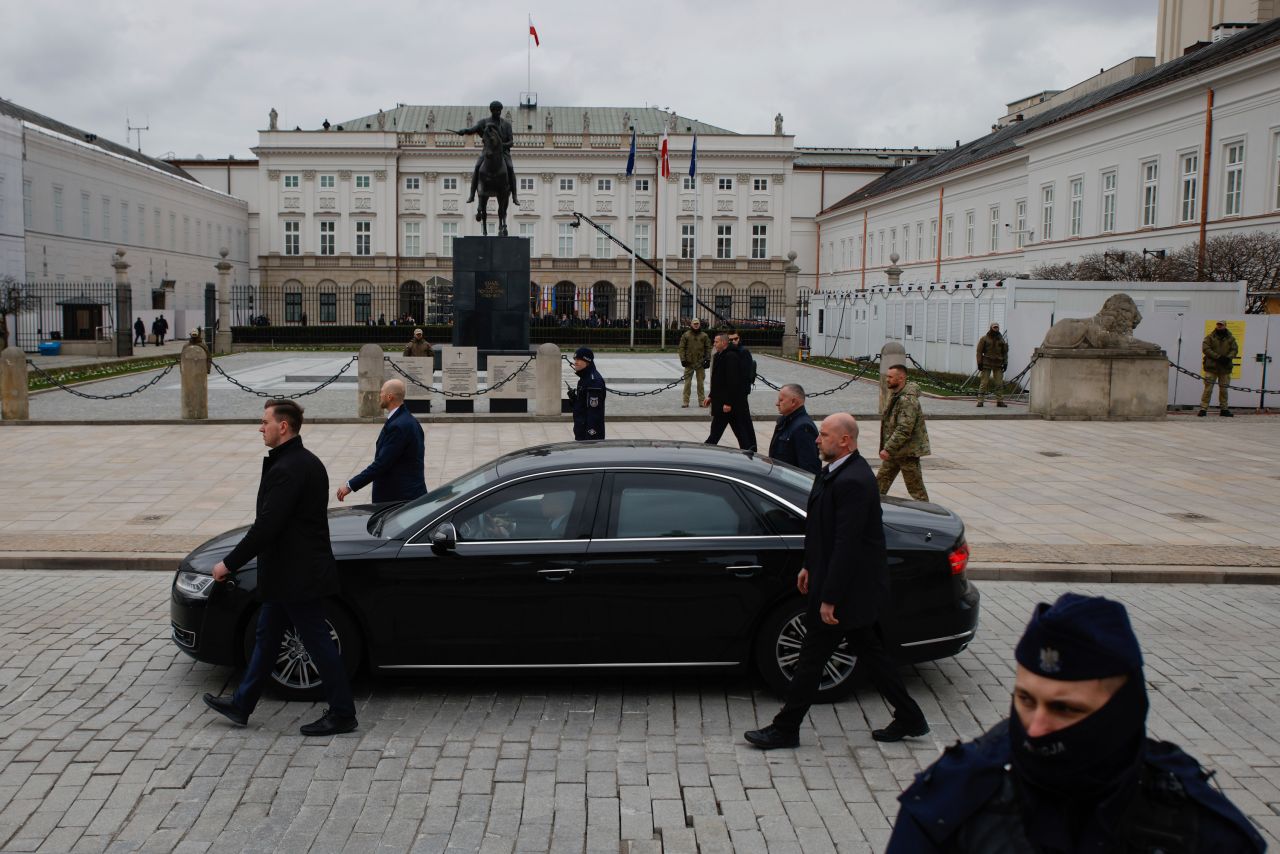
[775,614,857,691]
[272,623,341,690]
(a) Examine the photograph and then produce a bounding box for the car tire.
[240,602,362,699]
[754,600,859,703]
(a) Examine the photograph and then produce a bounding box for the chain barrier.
[757,354,882,398]
[211,356,357,398]
[1167,360,1278,395]
[385,355,536,398]
[904,353,1036,398]
[26,359,179,400]
[559,354,699,398]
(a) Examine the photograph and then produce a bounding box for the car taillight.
[948,541,970,576]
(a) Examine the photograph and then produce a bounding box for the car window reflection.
[381,466,497,540]
[610,474,769,538]
[454,476,592,542]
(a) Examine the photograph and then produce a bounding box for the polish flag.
[528,15,540,46]
[658,127,670,178]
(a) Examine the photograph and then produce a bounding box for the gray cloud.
[0,0,1158,159]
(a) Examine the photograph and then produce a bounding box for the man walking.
[1199,320,1238,417]
[677,318,711,408]
[729,331,757,449]
[975,322,1008,407]
[152,315,167,346]
[337,379,426,504]
[570,346,606,440]
[204,399,358,737]
[768,383,820,474]
[745,413,929,749]
[703,332,755,450]
[888,593,1264,852]
[878,365,931,502]
[133,317,146,347]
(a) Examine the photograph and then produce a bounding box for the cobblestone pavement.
[22,352,1025,421]
[0,574,1275,852]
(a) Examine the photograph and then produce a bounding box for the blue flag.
[625,129,636,177]
[689,133,698,178]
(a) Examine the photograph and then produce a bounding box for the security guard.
[887,593,1265,853]
[1199,320,1238,417]
[975,322,1008,407]
[569,346,606,440]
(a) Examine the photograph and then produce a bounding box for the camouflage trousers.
[1200,371,1230,410]
[877,456,929,502]
[978,367,1004,401]
[682,366,706,406]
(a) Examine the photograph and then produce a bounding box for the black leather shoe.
[203,693,248,726]
[744,725,799,750]
[1220,409,1233,417]
[300,710,358,737]
[1197,409,1207,417]
[872,718,929,742]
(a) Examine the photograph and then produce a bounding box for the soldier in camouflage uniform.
[975,322,1008,407]
[878,365,930,502]
[1199,321,1238,417]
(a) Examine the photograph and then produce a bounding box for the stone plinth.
[1029,347,1168,420]
[452,236,531,350]
[357,343,385,417]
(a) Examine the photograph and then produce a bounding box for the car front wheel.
[240,603,362,699]
[754,601,859,702]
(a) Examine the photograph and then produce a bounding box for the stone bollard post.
[782,250,800,358]
[879,341,907,415]
[113,249,132,358]
[215,249,233,355]
[2,347,29,420]
[885,252,903,288]
[357,343,385,417]
[535,343,562,416]
[180,344,208,420]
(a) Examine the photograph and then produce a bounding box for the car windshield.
[377,464,499,539]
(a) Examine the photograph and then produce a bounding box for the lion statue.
[1040,293,1160,351]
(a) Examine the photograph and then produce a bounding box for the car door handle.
[725,564,763,578]
[537,567,574,582]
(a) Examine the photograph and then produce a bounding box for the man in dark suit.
[203,399,357,737]
[703,332,756,450]
[745,412,928,748]
[767,383,820,474]
[337,379,426,504]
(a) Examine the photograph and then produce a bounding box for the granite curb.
[2,553,1277,583]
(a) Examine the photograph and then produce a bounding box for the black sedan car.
[171,441,979,701]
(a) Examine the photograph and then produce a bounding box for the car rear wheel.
[240,603,362,699]
[754,601,859,702]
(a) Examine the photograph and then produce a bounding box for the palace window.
[356,175,371,189]
[355,220,371,256]
[320,292,337,323]
[718,177,733,191]
[283,174,299,189]
[1141,160,1159,227]
[284,220,300,255]
[320,174,336,189]
[403,221,421,256]
[404,177,420,191]
[752,224,768,259]
[1069,178,1083,237]
[1223,141,1245,216]
[753,178,768,192]
[1101,171,1117,233]
[1041,184,1054,240]
[442,221,458,256]
[634,222,650,257]
[319,220,335,255]
[559,177,575,192]
[634,178,650,192]
[715,224,732,259]
[1180,152,1199,223]
[596,178,612,192]
[442,177,458,191]
[990,206,1001,250]
[680,224,695,258]
[557,222,574,257]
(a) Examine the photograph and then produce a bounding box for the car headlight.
[175,571,215,599]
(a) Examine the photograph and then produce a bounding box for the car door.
[574,470,793,665]
[373,471,602,667]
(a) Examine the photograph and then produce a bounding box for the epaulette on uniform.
[895,721,1012,845]
[1144,739,1267,851]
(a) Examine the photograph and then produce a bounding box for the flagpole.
[526,14,531,96]
[661,164,667,350]
[628,175,635,349]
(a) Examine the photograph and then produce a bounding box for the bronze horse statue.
[476,124,511,237]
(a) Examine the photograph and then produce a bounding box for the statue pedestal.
[1029,347,1168,420]
[452,237,531,350]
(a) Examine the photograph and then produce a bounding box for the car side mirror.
[430,522,457,553]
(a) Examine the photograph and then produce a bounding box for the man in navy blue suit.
[337,379,427,504]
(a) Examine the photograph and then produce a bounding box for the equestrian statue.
[454,101,519,237]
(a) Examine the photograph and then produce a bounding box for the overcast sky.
[1,0,1156,160]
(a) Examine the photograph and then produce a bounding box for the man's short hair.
[887,364,907,376]
[265,398,304,433]
[714,332,731,342]
[780,383,806,401]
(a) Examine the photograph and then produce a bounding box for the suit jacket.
[803,450,888,627]
[349,406,427,503]
[709,346,747,409]
[224,436,339,603]
[769,406,820,474]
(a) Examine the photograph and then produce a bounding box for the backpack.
[741,348,757,389]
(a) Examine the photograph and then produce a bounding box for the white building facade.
[0,98,250,348]
[814,19,1280,292]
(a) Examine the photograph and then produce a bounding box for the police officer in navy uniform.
[887,593,1265,853]
[569,346,606,440]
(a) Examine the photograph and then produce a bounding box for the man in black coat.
[133,317,146,347]
[337,379,427,504]
[203,399,357,737]
[703,332,756,450]
[745,412,928,749]
[570,346,606,440]
[768,383,820,474]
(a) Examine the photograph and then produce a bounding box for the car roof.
[490,440,780,479]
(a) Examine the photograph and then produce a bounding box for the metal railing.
[11,280,119,353]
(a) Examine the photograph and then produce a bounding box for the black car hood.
[181,504,386,573]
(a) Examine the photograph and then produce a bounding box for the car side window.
[453,475,594,542]
[608,473,769,538]
[741,490,806,535]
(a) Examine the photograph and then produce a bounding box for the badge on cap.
[1039,647,1061,674]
